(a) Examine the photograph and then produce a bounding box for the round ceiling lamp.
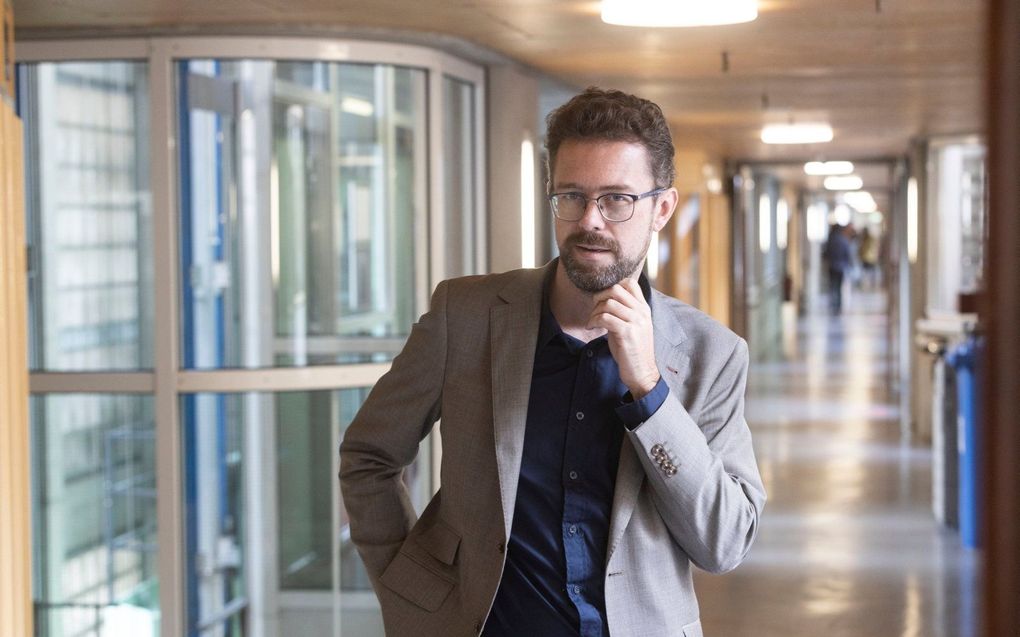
[602,0,758,27]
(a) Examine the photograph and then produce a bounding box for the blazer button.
[475,620,483,633]
[498,542,505,554]
[651,443,665,455]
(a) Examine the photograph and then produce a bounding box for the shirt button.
[576,411,585,421]
[569,470,578,480]
[573,585,582,595]
[568,524,578,535]
[586,350,594,358]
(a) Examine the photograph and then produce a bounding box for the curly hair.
[544,87,676,189]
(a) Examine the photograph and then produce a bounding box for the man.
[823,223,853,314]
[339,88,765,637]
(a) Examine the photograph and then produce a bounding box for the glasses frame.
[547,186,668,223]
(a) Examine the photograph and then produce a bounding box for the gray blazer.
[339,262,766,637]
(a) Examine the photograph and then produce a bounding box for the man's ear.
[651,187,679,233]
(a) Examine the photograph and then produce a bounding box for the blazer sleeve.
[625,337,766,574]
[338,280,449,588]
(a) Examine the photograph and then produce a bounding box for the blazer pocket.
[681,619,704,637]
[379,551,455,612]
[417,518,461,565]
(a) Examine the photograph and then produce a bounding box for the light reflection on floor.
[694,293,981,637]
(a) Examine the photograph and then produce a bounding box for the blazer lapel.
[490,264,549,541]
[607,290,689,564]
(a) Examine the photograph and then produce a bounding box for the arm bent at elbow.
[338,281,449,585]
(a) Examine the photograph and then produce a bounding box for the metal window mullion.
[176,364,391,393]
[148,40,186,637]
[16,39,150,63]
[29,372,155,394]
[240,59,280,637]
[36,65,59,372]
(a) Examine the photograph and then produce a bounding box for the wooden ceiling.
[15,0,986,165]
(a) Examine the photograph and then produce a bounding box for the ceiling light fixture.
[761,123,833,145]
[824,175,864,191]
[340,97,375,117]
[602,0,758,27]
[843,191,877,212]
[804,160,854,175]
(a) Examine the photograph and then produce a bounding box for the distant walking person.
[823,224,853,314]
[858,227,880,289]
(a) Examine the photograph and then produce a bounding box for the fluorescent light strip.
[776,199,789,250]
[833,204,852,226]
[340,97,374,117]
[646,232,660,280]
[761,123,833,145]
[843,191,877,212]
[824,175,863,191]
[907,177,918,263]
[521,139,536,268]
[759,193,771,252]
[804,160,854,175]
[806,202,829,243]
[602,0,758,27]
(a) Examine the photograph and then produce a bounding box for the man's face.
[551,139,677,293]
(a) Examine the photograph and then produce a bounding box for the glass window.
[178,60,426,370]
[19,62,153,372]
[20,38,483,637]
[30,394,159,637]
[181,392,247,635]
[927,140,987,314]
[182,388,430,636]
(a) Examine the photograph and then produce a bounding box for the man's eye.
[560,193,585,202]
[605,194,631,204]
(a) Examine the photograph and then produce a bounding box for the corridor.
[695,293,982,636]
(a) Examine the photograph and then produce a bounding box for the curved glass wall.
[30,394,158,637]
[20,37,485,637]
[180,60,425,370]
[21,62,153,372]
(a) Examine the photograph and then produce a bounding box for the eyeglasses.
[548,187,667,223]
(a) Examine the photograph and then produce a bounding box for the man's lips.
[565,232,618,257]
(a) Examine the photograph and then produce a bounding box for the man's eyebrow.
[553,182,635,192]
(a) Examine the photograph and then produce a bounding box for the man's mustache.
[564,231,619,253]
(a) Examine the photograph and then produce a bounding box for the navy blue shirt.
[484,277,669,636]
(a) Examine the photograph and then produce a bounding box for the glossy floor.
[695,293,981,637]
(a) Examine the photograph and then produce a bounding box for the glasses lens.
[552,193,585,220]
[599,194,634,221]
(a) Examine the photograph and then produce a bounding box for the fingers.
[618,277,645,303]
[586,278,660,397]
[590,281,649,323]
[586,308,629,333]
[587,283,650,331]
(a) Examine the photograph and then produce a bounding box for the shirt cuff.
[616,377,669,431]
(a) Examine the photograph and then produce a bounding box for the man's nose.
[578,197,605,230]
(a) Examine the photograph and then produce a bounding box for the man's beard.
[560,230,650,293]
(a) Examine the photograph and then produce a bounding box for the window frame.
[19,35,486,637]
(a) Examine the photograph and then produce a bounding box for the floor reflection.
[694,292,981,637]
